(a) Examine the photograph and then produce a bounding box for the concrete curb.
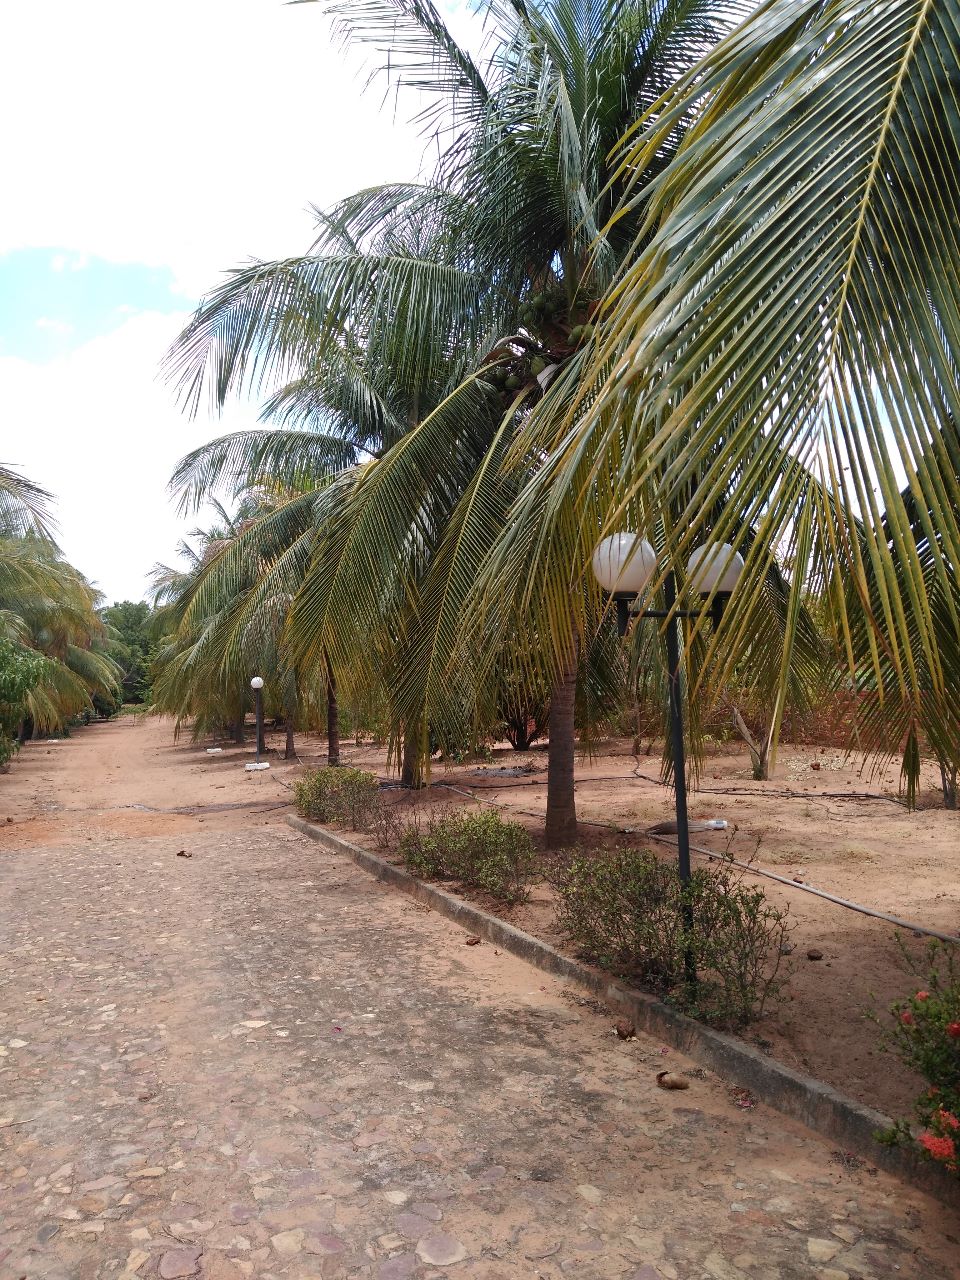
[287,812,957,1203]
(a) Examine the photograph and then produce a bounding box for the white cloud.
[35,317,75,334]
[1,0,447,601]
[2,312,263,602]
[1,0,427,295]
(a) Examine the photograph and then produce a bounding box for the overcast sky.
[0,0,451,602]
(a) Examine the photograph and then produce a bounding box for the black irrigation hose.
[647,833,960,945]
[628,767,908,806]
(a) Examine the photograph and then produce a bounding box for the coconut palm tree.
[150,485,341,759]
[478,0,960,803]
[0,536,121,742]
[167,0,744,842]
[0,466,120,760]
[847,421,960,807]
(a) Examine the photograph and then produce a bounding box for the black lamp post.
[592,534,745,986]
[250,676,265,765]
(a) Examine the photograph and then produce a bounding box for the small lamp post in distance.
[246,676,269,772]
[591,533,745,985]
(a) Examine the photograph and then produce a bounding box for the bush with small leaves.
[293,767,382,832]
[399,808,536,904]
[551,847,789,1029]
[876,940,960,1178]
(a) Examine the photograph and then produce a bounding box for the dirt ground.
[1,718,959,1280]
[268,726,960,1122]
[6,718,958,1120]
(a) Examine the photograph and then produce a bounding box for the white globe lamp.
[591,532,657,595]
[685,542,745,596]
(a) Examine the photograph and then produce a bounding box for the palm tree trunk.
[231,719,245,745]
[326,655,340,767]
[733,707,770,780]
[285,720,295,760]
[545,640,578,848]
[400,724,424,789]
[939,756,958,810]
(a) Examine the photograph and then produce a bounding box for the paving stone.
[158,1247,203,1279]
[807,1238,842,1263]
[0,730,957,1280]
[303,1233,346,1255]
[383,1189,411,1206]
[395,1213,433,1239]
[703,1253,750,1280]
[378,1256,418,1280]
[416,1234,469,1266]
[830,1224,859,1244]
[270,1228,304,1255]
[409,1201,443,1222]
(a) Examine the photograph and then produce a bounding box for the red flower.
[948,1022,960,1039]
[915,990,930,1001]
[919,1132,957,1162]
[900,1010,914,1026]
[937,1110,960,1131]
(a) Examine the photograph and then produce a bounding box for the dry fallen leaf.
[656,1071,690,1090]
[465,936,481,946]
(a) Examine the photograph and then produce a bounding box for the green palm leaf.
[496,0,960,782]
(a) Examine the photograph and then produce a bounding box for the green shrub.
[399,808,536,904]
[293,767,382,831]
[876,941,960,1178]
[551,847,788,1029]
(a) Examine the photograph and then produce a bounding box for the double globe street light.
[592,533,745,985]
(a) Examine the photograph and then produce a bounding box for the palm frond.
[0,465,57,541]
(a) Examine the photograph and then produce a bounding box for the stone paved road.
[1,730,959,1280]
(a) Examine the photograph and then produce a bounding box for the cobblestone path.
[1,729,958,1279]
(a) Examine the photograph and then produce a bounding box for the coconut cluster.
[480,288,597,400]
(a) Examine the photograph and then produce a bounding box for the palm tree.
[848,421,960,807]
[0,536,120,741]
[0,464,55,541]
[478,0,960,804]
[0,467,120,757]
[166,0,742,842]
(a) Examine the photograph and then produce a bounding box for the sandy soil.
[282,730,959,1122]
[0,716,300,849]
[3,717,958,1122]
